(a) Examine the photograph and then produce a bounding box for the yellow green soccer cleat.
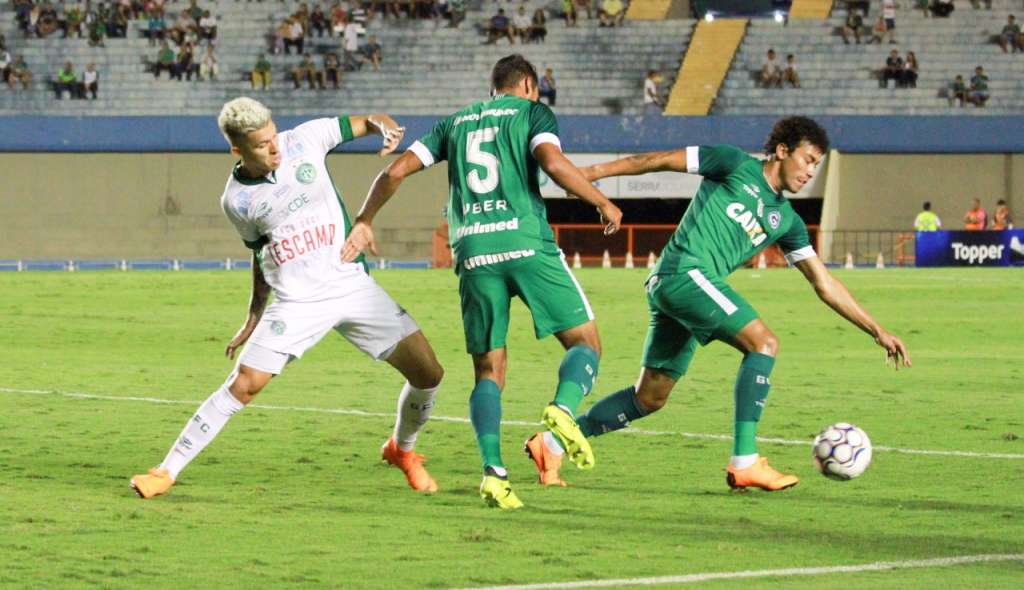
[541,403,594,470]
[479,469,524,510]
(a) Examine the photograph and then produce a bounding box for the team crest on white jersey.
[271,320,287,335]
[296,163,317,184]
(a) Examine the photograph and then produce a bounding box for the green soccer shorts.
[641,268,759,380]
[459,250,594,354]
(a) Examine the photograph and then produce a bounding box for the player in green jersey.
[341,55,623,508]
[524,116,911,491]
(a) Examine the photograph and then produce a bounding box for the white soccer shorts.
[238,271,420,375]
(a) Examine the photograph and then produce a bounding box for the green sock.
[733,352,775,456]
[575,386,646,439]
[469,379,504,469]
[552,345,600,415]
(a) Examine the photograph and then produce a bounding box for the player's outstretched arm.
[349,114,406,156]
[226,251,272,359]
[341,151,425,263]
[534,143,622,235]
[580,149,688,182]
[794,256,912,369]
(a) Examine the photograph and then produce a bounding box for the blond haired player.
[130,97,444,498]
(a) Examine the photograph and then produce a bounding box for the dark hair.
[923,201,931,211]
[763,116,830,156]
[997,199,1006,205]
[491,54,538,92]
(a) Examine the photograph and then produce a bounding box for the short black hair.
[763,116,830,156]
[997,199,1006,205]
[923,201,932,211]
[491,54,538,92]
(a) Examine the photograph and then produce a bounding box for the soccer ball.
[812,423,872,480]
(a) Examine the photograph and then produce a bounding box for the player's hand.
[341,220,378,263]
[875,330,911,370]
[367,115,406,157]
[225,324,256,360]
[599,201,622,235]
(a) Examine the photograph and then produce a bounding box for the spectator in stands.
[562,0,577,27]
[998,15,1022,53]
[881,0,898,43]
[283,17,305,55]
[844,0,870,16]
[842,10,864,44]
[991,199,1013,230]
[61,3,84,38]
[15,0,33,36]
[530,8,547,42]
[84,4,107,47]
[783,54,801,88]
[199,44,218,80]
[643,69,664,114]
[968,65,989,106]
[882,49,903,88]
[447,0,466,28]
[294,3,311,36]
[539,67,556,106]
[913,202,942,231]
[575,0,593,20]
[170,9,194,46]
[969,0,991,9]
[323,52,341,88]
[513,6,532,41]
[187,0,203,24]
[107,3,128,37]
[251,53,271,90]
[292,53,322,89]
[81,62,98,99]
[153,41,176,79]
[8,55,32,90]
[310,4,329,37]
[343,20,360,63]
[902,51,918,87]
[35,3,60,38]
[760,48,782,88]
[869,16,887,44]
[948,75,967,106]
[146,8,166,46]
[929,0,954,17]
[964,198,987,230]
[54,61,79,99]
[331,1,348,36]
[486,8,515,45]
[599,0,625,27]
[0,48,10,87]
[357,35,382,71]
[173,42,199,81]
[198,10,217,41]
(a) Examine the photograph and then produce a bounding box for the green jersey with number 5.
[408,94,562,271]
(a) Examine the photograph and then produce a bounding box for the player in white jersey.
[130,97,445,498]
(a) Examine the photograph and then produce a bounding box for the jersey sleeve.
[527,101,561,154]
[685,144,749,181]
[289,116,355,156]
[776,214,816,265]
[221,191,267,250]
[409,116,450,168]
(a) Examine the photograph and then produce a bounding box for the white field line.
[2,387,1022,460]
[452,554,1024,590]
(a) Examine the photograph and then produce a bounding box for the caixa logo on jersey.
[915,230,1024,267]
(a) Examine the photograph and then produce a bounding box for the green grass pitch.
[1,268,1022,588]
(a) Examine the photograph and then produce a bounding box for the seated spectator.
[0,46,10,87]
[902,51,918,88]
[643,69,664,114]
[930,0,954,17]
[153,41,176,79]
[486,9,515,45]
[294,3,311,35]
[61,3,84,38]
[969,0,992,8]
[948,74,967,107]
[80,62,98,99]
[108,4,128,38]
[330,1,348,36]
[841,10,864,44]
[199,44,218,80]
[512,6,532,41]
[172,42,199,81]
[881,49,903,88]
[283,17,305,55]
[998,15,1022,53]
[574,0,592,20]
[760,48,782,88]
[292,53,321,89]
[844,0,870,16]
[343,20,360,64]
[146,9,166,46]
[968,66,989,107]
[310,4,328,37]
[881,0,898,43]
[251,53,271,90]
[54,61,80,99]
[599,0,625,27]
[187,0,203,24]
[529,8,547,43]
[198,10,217,41]
[539,67,556,105]
[964,198,986,230]
[15,0,33,36]
[446,0,466,28]
[323,52,341,88]
[869,16,887,44]
[783,54,800,88]
[8,55,32,89]
[562,0,577,27]
[358,34,382,71]
[991,199,1013,230]
[83,5,106,46]
[36,3,60,38]
[170,9,194,46]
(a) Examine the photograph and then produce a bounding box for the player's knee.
[414,361,444,390]
[759,331,780,357]
[636,388,669,412]
[228,372,266,404]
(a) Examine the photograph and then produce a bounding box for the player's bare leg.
[470,348,522,508]
[380,330,444,492]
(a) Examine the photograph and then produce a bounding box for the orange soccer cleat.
[381,437,438,493]
[726,457,799,491]
[130,467,175,499]
[523,433,567,487]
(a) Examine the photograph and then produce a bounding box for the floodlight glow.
[774,11,785,23]
[704,12,715,22]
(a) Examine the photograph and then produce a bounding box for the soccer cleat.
[523,433,567,487]
[540,403,594,470]
[130,467,175,499]
[479,467,524,510]
[381,437,438,493]
[726,457,799,491]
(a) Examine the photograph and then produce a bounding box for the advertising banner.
[915,230,1024,267]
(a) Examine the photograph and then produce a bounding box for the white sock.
[160,385,244,480]
[393,381,438,451]
[730,453,759,469]
[542,431,565,456]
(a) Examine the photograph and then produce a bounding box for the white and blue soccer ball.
[812,423,872,480]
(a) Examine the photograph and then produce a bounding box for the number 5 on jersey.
[467,127,499,194]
